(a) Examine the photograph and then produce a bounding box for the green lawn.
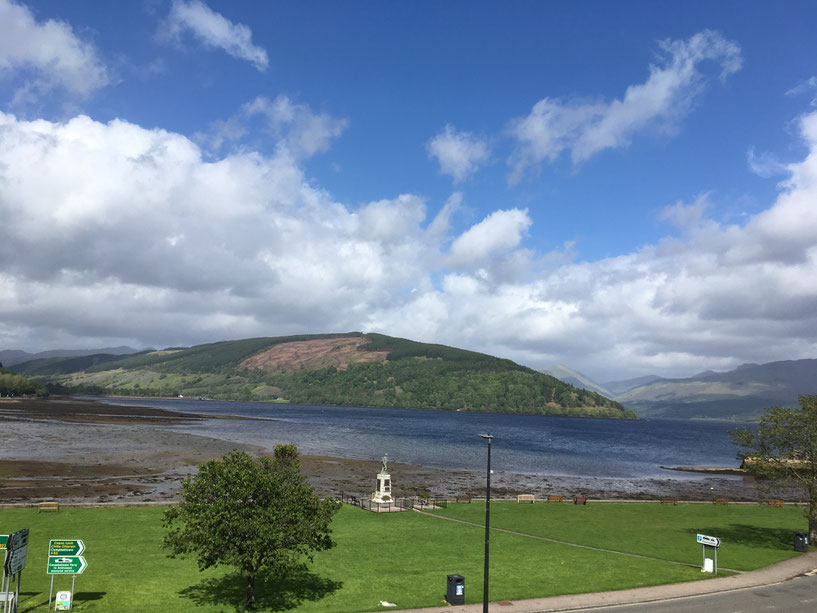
[432,500,806,571]
[0,501,807,612]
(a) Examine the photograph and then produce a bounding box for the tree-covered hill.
[12,333,634,418]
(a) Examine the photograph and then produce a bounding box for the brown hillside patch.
[239,336,390,374]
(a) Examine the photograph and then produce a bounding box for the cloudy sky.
[1,0,816,381]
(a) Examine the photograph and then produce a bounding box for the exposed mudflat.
[0,397,799,505]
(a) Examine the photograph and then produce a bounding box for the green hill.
[12,333,633,419]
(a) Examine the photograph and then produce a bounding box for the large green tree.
[0,366,47,397]
[732,395,817,543]
[163,446,339,608]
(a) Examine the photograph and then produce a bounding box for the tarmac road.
[581,571,817,612]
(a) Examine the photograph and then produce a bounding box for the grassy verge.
[0,501,806,612]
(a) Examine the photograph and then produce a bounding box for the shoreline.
[77,393,639,420]
[0,397,799,505]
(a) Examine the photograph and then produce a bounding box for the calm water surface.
[95,397,750,481]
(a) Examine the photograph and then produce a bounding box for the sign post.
[47,540,87,611]
[3,529,28,613]
[697,533,722,573]
[0,535,7,592]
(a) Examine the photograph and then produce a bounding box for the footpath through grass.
[0,501,806,612]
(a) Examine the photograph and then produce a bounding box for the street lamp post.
[479,433,493,613]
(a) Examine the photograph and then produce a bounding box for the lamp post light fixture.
[479,433,493,613]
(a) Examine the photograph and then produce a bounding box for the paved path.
[381,511,817,613]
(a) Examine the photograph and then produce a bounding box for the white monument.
[372,454,392,503]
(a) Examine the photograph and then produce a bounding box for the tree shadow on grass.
[686,525,795,549]
[179,564,343,612]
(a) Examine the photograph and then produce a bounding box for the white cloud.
[198,95,348,159]
[369,111,817,379]
[0,111,431,350]
[1,108,815,381]
[449,209,531,268]
[786,76,817,107]
[427,125,490,183]
[659,193,711,230]
[508,30,741,182]
[425,192,463,245]
[163,0,268,71]
[243,96,349,159]
[0,0,109,101]
[747,146,787,179]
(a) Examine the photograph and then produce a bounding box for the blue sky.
[1,0,816,381]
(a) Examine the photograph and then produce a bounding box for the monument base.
[372,471,392,503]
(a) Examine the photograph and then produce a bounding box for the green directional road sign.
[48,540,85,557]
[47,556,87,575]
[7,529,28,551]
[0,535,7,549]
[5,546,27,574]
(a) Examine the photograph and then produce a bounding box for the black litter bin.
[794,531,809,552]
[446,574,465,605]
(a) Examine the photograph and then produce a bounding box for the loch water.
[95,397,751,482]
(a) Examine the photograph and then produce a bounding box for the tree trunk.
[809,497,817,548]
[246,570,256,609]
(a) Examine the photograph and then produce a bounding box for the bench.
[573,496,588,505]
[714,498,729,505]
[768,499,785,507]
[517,494,535,504]
[455,495,472,503]
[547,494,563,502]
[38,501,59,513]
[661,497,679,505]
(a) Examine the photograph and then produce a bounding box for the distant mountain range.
[542,359,817,420]
[9,333,634,419]
[539,365,613,397]
[0,346,142,367]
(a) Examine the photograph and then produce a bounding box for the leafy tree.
[163,446,340,608]
[0,368,48,396]
[732,395,817,542]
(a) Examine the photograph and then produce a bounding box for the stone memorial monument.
[372,454,392,503]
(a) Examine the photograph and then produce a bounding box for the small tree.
[732,395,817,542]
[163,446,339,608]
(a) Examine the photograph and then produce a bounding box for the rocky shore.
[0,397,798,505]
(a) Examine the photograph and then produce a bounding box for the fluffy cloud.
[369,111,817,379]
[448,209,531,268]
[427,125,490,183]
[0,111,437,350]
[0,0,109,102]
[508,30,741,182]
[198,95,349,159]
[162,0,268,71]
[243,96,349,158]
[1,109,815,380]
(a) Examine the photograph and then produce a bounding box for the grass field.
[0,501,807,612]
